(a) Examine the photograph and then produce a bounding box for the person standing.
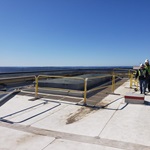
[144,59,150,92]
[135,64,148,95]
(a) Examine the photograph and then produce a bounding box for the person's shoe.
[144,93,147,95]
[134,88,138,91]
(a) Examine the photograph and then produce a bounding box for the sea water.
[0,66,132,74]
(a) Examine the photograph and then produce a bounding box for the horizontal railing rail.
[34,71,133,106]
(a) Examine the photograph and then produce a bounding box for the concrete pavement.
[0,80,150,150]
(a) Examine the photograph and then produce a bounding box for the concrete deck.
[0,80,150,150]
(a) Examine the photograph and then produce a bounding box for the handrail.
[87,75,112,80]
[35,75,85,99]
[34,71,131,105]
[113,68,135,79]
[37,75,84,80]
[129,72,139,90]
[113,68,135,72]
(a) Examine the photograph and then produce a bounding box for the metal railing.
[129,72,139,90]
[113,68,138,89]
[35,75,85,98]
[113,68,135,78]
[34,71,133,105]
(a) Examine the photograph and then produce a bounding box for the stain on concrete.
[16,134,37,144]
[66,107,94,124]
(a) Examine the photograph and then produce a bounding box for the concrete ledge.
[124,93,145,104]
[37,74,111,91]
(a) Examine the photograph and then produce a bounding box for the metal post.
[130,74,133,88]
[111,75,115,93]
[35,76,39,98]
[84,78,88,105]
[128,70,131,79]
[136,79,138,90]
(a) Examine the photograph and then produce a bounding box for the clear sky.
[0,0,150,67]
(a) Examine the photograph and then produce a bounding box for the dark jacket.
[135,68,149,80]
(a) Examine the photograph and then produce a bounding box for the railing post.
[136,78,138,90]
[84,78,88,105]
[35,76,39,98]
[130,73,133,88]
[128,70,131,79]
[111,74,115,93]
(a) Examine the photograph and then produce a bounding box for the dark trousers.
[146,75,150,91]
[139,80,146,94]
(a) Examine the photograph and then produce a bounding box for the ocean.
[0,66,132,74]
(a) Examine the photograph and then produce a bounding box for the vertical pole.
[136,79,138,90]
[112,70,114,77]
[130,74,133,88]
[112,74,115,93]
[84,78,88,105]
[128,70,131,79]
[35,76,39,98]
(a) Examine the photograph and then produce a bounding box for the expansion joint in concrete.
[0,122,150,150]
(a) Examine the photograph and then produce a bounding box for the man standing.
[135,64,148,95]
[145,59,150,92]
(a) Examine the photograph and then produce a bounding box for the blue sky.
[0,0,150,67]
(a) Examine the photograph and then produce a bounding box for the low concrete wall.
[38,74,111,91]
